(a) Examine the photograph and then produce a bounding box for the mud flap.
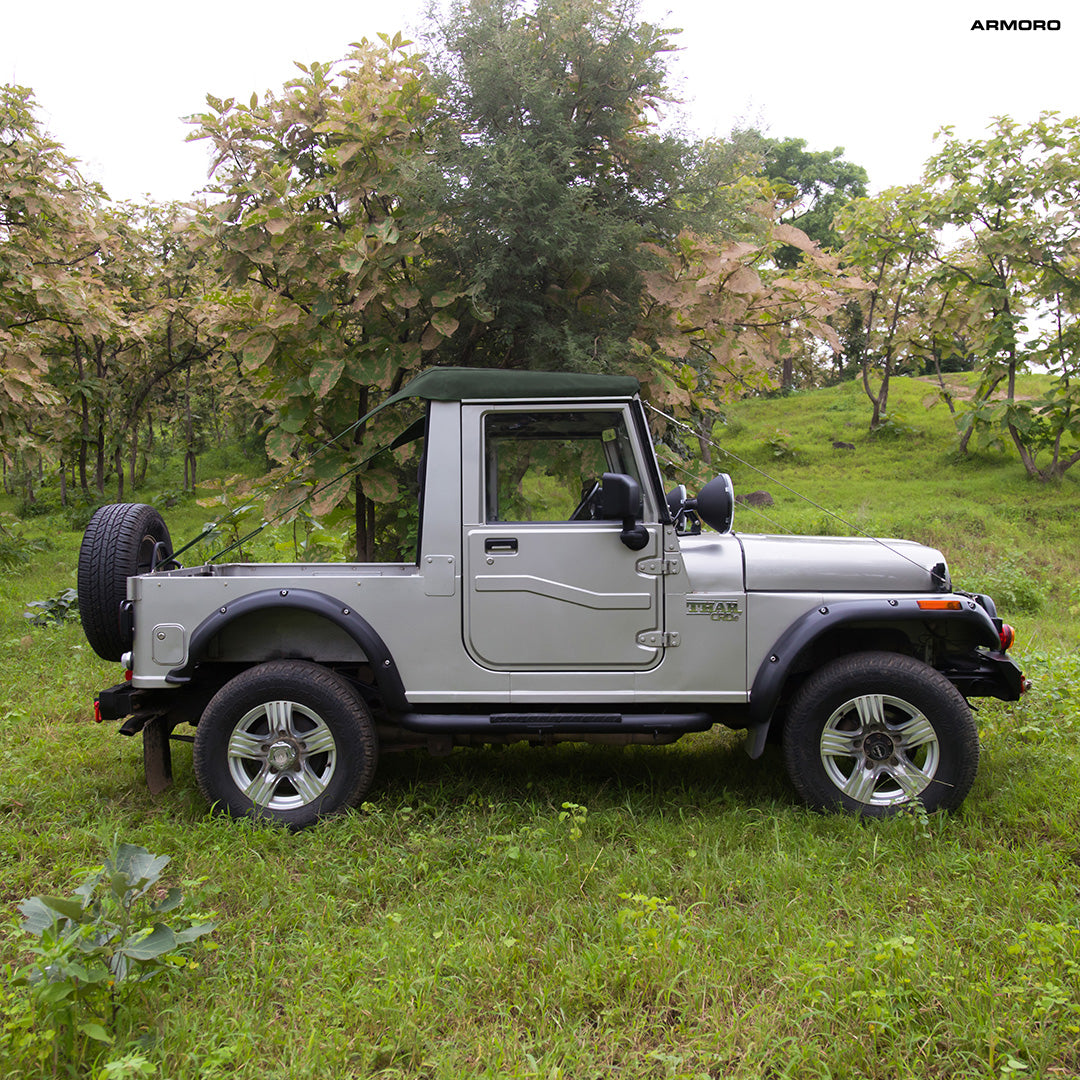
[143,716,173,795]
[744,722,770,759]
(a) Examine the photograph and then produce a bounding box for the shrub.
[23,588,79,627]
[10,844,215,1074]
[965,555,1045,614]
[0,515,49,572]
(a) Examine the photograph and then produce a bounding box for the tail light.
[999,623,1016,651]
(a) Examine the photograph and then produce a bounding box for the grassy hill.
[706,374,1080,651]
[1,378,1079,1079]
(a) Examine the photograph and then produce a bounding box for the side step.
[398,711,714,736]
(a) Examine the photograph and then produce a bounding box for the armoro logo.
[687,599,742,622]
[970,18,1061,29]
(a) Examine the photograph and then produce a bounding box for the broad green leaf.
[242,335,276,373]
[40,982,75,1005]
[430,311,459,338]
[38,895,88,923]
[310,480,351,517]
[152,887,184,915]
[111,845,170,890]
[122,924,176,961]
[340,251,367,273]
[265,426,297,464]
[19,896,60,935]
[309,356,346,397]
[358,466,401,503]
[79,1022,113,1044]
[174,921,217,944]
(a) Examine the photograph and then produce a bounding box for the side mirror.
[601,472,649,551]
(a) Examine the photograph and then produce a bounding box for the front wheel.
[782,651,979,817]
[193,661,378,828]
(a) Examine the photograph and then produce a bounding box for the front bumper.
[943,651,1026,701]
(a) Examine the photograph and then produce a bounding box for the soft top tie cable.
[170,401,419,564]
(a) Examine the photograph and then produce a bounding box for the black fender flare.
[744,597,1002,758]
[165,588,409,711]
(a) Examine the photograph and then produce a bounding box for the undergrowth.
[1,375,1078,1078]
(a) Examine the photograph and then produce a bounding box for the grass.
[2,382,1080,1078]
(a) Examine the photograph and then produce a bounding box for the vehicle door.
[462,404,664,671]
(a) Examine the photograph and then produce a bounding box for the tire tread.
[192,660,378,828]
[77,504,171,660]
[781,650,979,816]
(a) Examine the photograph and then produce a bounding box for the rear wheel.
[782,651,979,816]
[78,503,172,660]
[193,661,378,829]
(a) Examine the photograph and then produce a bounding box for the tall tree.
[925,114,1080,479]
[420,0,725,372]
[0,84,100,498]
[836,185,944,429]
[188,37,463,557]
[634,216,861,465]
[751,134,869,267]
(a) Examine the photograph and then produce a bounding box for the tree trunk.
[696,416,713,468]
[353,388,376,560]
[76,339,90,495]
[863,356,891,429]
[94,419,105,496]
[138,414,152,487]
[129,424,139,491]
[183,366,196,491]
[930,351,956,416]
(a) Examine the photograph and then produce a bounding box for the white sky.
[2,0,1076,203]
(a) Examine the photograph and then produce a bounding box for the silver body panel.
[126,395,954,708]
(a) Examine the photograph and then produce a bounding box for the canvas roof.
[385,366,640,406]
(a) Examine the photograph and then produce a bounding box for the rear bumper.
[94,681,133,723]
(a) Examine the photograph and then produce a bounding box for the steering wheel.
[570,479,601,521]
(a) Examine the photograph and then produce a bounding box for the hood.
[737,534,948,593]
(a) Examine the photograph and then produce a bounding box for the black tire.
[781,651,979,817]
[192,661,378,829]
[78,503,173,661]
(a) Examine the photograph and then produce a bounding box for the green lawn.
[2,380,1079,1079]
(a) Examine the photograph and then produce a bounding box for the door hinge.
[636,630,680,648]
[636,556,682,576]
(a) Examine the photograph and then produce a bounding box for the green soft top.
[386,366,640,406]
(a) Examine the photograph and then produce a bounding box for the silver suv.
[78,369,1025,827]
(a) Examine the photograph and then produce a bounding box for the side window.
[484,410,641,523]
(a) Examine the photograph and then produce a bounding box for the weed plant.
[2,376,1079,1078]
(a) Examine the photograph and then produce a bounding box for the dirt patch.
[912,374,1037,403]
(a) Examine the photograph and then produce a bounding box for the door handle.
[485,537,518,554]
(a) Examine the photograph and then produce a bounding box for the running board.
[398,712,714,736]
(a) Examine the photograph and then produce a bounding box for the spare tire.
[78,504,173,661]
